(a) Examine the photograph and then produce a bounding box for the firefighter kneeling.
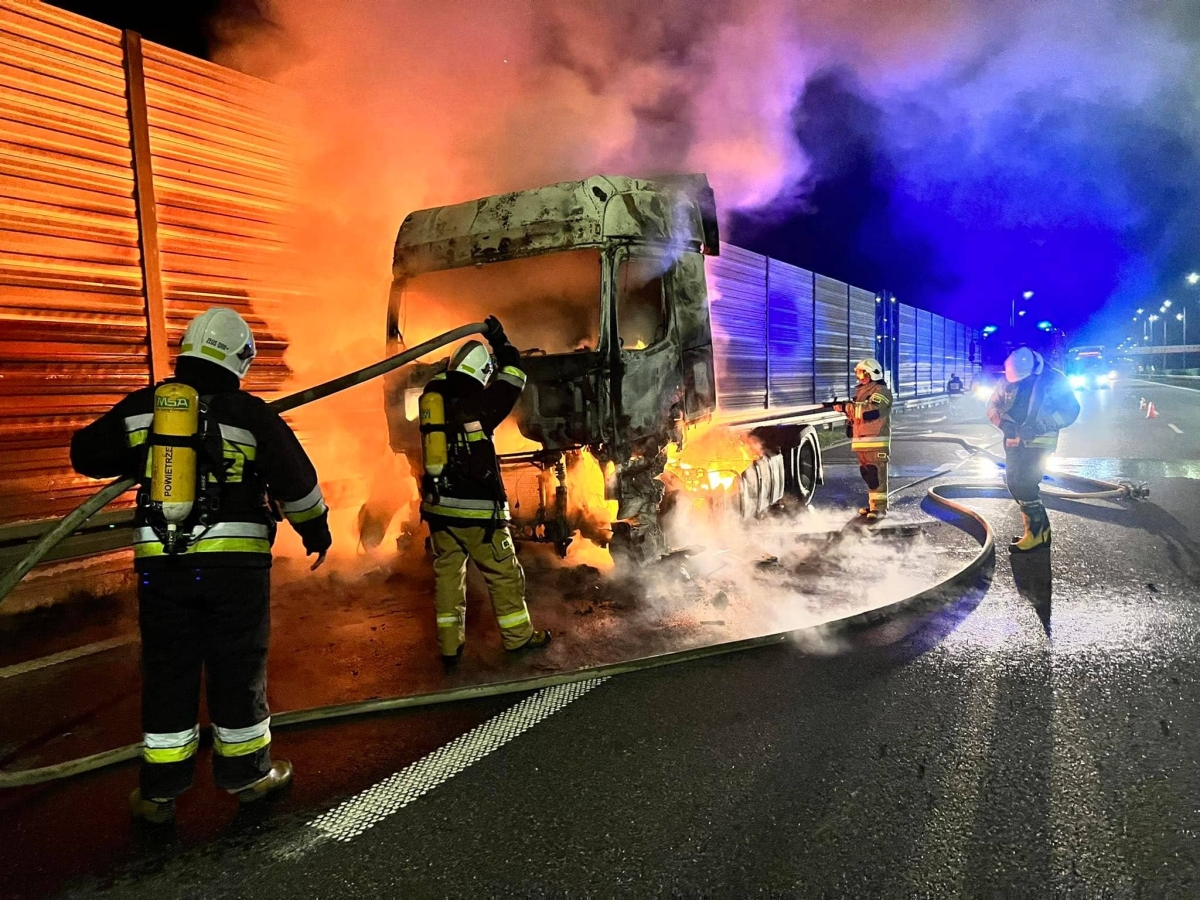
[420,316,550,667]
[71,308,332,824]
[987,347,1080,552]
[836,357,893,522]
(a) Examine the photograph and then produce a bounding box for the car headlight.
[1069,374,1086,388]
[973,384,991,401]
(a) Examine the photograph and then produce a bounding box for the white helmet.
[179,307,256,380]
[855,357,884,381]
[1004,347,1044,383]
[448,340,495,387]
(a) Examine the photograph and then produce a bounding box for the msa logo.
[155,396,192,409]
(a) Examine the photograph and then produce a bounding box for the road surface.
[2,376,1199,898]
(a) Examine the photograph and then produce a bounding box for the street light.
[1137,308,1144,314]
[1188,273,1199,286]
[1164,299,1172,308]
[1023,291,1034,300]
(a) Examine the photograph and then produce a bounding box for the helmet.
[448,340,495,386]
[855,357,884,381]
[1004,347,1044,383]
[178,308,256,380]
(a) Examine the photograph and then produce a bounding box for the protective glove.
[1017,420,1045,442]
[483,315,508,346]
[296,512,332,571]
[845,423,854,439]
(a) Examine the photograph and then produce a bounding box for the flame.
[665,422,758,495]
[632,339,646,350]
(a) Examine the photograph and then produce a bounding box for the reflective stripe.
[200,345,227,361]
[212,718,271,758]
[280,484,328,524]
[143,725,200,764]
[1027,435,1057,447]
[463,421,483,433]
[124,413,153,433]
[436,614,462,627]
[496,608,531,630]
[421,502,511,521]
[870,394,891,405]
[868,492,888,500]
[219,424,257,448]
[424,496,508,512]
[128,430,148,448]
[133,522,271,558]
[279,484,323,513]
[497,366,527,389]
[851,440,890,449]
[463,430,488,443]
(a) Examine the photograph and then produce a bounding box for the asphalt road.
[4,377,1200,898]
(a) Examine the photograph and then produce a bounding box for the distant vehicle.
[1067,351,1116,390]
[972,322,1067,400]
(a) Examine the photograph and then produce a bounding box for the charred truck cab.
[384,175,826,564]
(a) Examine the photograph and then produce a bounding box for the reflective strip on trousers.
[213,718,272,758]
[496,607,531,630]
[133,522,271,558]
[852,440,890,450]
[437,613,462,628]
[868,492,888,501]
[143,724,200,764]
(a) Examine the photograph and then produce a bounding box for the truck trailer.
[381,174,978,563]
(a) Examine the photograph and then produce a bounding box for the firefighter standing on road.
[70,308,332,824]
[986,347,1080,552]
[837,357,893,521]
[419,316,550,667]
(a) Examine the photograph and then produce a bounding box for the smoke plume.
[210,0,1200,560]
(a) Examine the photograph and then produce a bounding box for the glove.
[1001,422,1018,441]
[845,423,854,439]
[483,315,507,346]
[296,513,332,570]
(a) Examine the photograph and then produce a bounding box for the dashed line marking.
[0,635,136,679]
[1168,423,1183,434]
[304,678,607,845]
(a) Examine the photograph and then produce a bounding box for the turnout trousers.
[430,523,532,653]
[1004,446,1051,530]
[855,448,889,513]
[138,566,273,799]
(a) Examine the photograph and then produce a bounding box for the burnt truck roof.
[392,173,719,278]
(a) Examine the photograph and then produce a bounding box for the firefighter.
[419,316,550,666]
[986,347,1080,552]
[70,308,332,824]
[947,373,964,394]
[838,357,893,521]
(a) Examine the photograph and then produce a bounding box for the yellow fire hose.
[0,323,488,607]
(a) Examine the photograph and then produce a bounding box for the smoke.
[730,0,1200,341]
[209,0,1199,560]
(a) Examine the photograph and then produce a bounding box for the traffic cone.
[1139,397,1147,410]
[1147,402,1158,419]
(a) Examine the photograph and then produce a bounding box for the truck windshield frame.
[393,249,604,356]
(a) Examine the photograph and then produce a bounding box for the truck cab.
[383,175,723,561]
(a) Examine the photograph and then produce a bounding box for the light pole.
[1149,314,1160,371]
[1011,290,1033,327]
[1179,310,1189,370]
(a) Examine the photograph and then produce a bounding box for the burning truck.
[373,174,845,565]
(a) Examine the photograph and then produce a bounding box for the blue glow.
[1038,320,1053,331]
[982,325,998,334]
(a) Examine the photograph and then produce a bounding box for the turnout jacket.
[419,341,527,529]
[70,359,330,571]
[846,379,893,452]
[986,360,1080,452]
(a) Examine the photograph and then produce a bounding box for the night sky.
[61,1,1200,347]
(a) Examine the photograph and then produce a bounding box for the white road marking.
[0,635,136,679]
[1130,378,1200,394]
[1168,423,1183,434]
[305,678,607,845]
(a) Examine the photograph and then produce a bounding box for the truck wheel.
[790,431,819,505]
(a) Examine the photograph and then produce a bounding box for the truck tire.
[788,429,819,505]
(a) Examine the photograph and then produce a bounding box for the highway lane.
[6,387,1200,897]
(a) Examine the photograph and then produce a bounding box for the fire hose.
[0,418,1143,789]
[0,322,489,608]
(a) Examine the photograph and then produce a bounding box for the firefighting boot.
[442,644,464,670]
[508,630,552,652]
[129,789,176,825]
[866,501,888,523]
[232,760,293,804]
[857,506,872,518]
[1010,509,1051,553]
